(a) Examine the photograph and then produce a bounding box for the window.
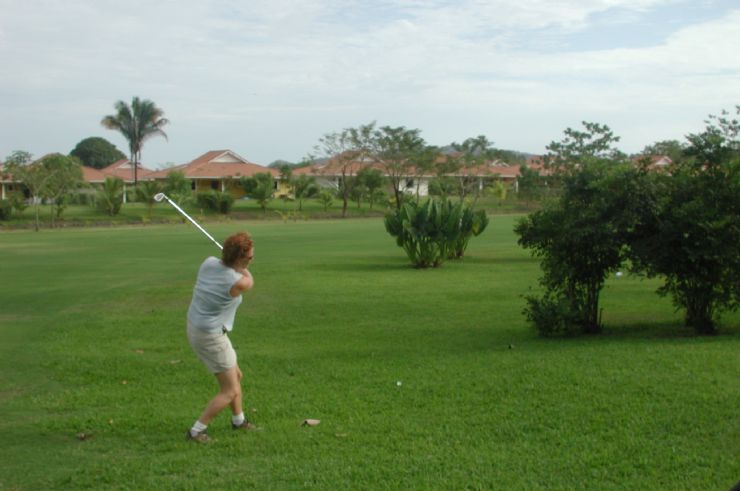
[210,180,219,190]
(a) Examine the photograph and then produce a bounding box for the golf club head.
[154,192,166,202]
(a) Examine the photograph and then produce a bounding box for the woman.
[186,231,258,442]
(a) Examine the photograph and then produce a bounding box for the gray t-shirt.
[187,256,243,332]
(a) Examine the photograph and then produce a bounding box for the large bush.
[240,173,274,212]
[384,198,488,268]
[628,108,740,334]
[196,190,234,214]
[0,199,12,220]
[450,201,489,258]
[515,161,651,335]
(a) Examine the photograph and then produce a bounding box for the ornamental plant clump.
[384,198,489,268]
[196,190,234,214]
[96,177,124,216]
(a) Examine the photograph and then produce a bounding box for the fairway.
[1,217,738,490]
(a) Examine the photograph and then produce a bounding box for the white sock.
[232,412,245,426]
[190,420,207,436]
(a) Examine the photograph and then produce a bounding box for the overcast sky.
[1,0,738,167]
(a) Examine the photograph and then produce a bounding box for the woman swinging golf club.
[186,231,259,442]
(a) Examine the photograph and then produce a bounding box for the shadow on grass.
[453,255,538,266]
[307,255,539,274]
[307,257,432,273]
[601,320,740,340]
[521,320,740,350]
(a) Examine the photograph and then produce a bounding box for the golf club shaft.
[162,195,223,250]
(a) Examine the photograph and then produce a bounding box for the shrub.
[523,292,583,337]
[0,199,12,220]
[67,191,95,206]
[240,173,273,212]
[317,190,334,211]
[9,192,28,215]
[450,201,489,259]
[196,190,234,214]
[96,177,124,216]
[384,198,489,268]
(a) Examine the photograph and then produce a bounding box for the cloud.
[0,0,737,163]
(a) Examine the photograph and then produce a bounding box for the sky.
[1,0,738,168]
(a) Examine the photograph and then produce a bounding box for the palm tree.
[101,97,169,187]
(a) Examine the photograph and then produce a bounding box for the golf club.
[154,192,223,250]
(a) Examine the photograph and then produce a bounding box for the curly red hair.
[221,232,253,267]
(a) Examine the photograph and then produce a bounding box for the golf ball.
[616,271,623,277]
[396,381,402,386]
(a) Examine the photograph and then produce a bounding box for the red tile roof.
[81,166,108,183]
[100,159,154,182]
[292,154,381,177]
[146,150,275,179]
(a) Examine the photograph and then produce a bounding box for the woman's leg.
[230,365,244,415]
[197,365,242,424]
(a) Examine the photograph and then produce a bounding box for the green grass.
[0,216,738,490]
[0,194,534,229]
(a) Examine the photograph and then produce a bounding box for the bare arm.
[229,268,254,297]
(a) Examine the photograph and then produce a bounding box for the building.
[145,150,287,198]
[293,153,526,197]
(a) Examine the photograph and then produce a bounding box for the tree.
[97,177,125,216]
[414,146,440,202]
[629,107,740,334]
[163,171,191,205]
[101,97,169,186]
[545,121,625,172]
[240,173,274,212]
[640,139,686,164]
[347,176,366,208]
[136,180,162,218]
[447,136,498,204]
[516,161,651,336]
[316,124,373,218]
[5,150,51,231]
[292,174,318,211]
[40,154,83,226]
[69,137,126,169]
[516,123,645,336]
[356,167,385,209]
[683,105,740,166]
[268,159,296,168]
[278,164,293,183]
[368,125,427,210]
[517,164,544,209]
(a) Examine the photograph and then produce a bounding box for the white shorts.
[187,322,237,374]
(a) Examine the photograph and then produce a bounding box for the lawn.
[0,216,738,490]
[0,194,533,230]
